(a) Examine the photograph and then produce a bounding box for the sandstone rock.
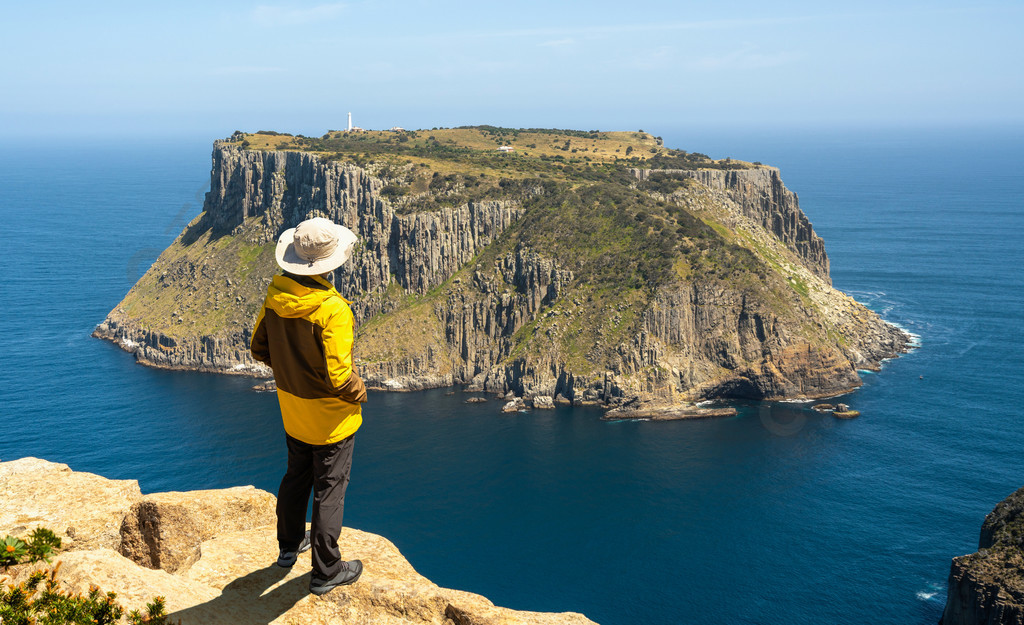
[22,549,220,615]
[0,457,141,550]
[1,458,597,625]
[120,501,204,573]
[119,486,276,573]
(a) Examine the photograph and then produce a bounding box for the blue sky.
[2,1,1021,138]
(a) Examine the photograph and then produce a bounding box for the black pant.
[277,433,355,578]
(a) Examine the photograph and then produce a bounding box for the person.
[250,216,368,596]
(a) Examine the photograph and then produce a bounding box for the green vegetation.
[2,528,61,568]
[2,528,172,625]
[121,222,276,339]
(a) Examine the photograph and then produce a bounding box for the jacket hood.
[265,274,344,318]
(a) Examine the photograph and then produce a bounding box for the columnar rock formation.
[0,457,596,625]
[94,137,910,410]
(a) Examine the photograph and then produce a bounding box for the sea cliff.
[94,127,910,411]
[941,486,1024,625]
[0,457,596,625]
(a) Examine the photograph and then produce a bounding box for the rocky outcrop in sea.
[0,457,596,624]
[940,486,1024,625]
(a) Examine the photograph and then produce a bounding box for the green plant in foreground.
[1,566,123,625]
[1,567,176,625]
[2,535,27,567]
[1,527,176,623]
[2,528,62,567]
[128,596,174,625]
[26,527,61,564]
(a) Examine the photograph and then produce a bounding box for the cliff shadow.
[168,565,311,625]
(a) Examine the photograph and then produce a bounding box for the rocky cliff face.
[632,167,830,281]
[941,486,1024,625]
[0,457,596,625]
[95,137,909,409]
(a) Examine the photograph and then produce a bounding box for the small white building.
[497,145,515,152]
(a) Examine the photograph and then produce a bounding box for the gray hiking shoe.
[309,560,363,595]
[276,531,311,568]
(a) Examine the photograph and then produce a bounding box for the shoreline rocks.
[602,403,738,421]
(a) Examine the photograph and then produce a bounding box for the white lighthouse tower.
[347,112,352,132]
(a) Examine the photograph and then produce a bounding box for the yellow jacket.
[251,273,367,445]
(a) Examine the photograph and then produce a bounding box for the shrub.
[3,529,61,567]
[1,527,175,625]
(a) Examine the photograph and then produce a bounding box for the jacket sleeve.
[250,306,271,367]
[322,303,367,404]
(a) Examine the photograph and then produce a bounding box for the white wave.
[119,338,139,349]
[888,321,923,346]
[916,591,937,601]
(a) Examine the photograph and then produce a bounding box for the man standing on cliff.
[250,216,368,595]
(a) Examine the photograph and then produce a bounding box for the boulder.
[533,396,555,410]
[502,397,526,413]
[119,486,276,573]
[0,457,141,550]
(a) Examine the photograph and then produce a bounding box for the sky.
[2,1,1022,139]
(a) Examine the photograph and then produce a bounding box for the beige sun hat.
[275,217,358,275]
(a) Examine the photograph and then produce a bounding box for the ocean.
[1,126,1022,625]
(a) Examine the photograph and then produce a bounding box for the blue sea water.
[1,127,1022,625]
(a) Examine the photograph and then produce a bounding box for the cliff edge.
[0,457,596,625]
[941,486,1024,625]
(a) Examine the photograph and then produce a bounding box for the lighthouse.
[347,112,352,132]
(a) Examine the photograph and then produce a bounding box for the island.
[93,126,910,414]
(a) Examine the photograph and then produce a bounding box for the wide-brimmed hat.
[275,217,358,275]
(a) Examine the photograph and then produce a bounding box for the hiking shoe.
[309,560,363,595]
[276,531,311,568]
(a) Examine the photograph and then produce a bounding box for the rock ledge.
[1,457,596,625]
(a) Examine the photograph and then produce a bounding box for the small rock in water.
[533,396,555,410]
[502,397,526,413]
